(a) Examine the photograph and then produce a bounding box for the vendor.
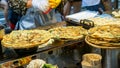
[7,0,61,30]
[81,0,105,14]
[82,0,114,13]
[63,0,113,18]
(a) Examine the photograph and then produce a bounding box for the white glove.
[32,0,51,14]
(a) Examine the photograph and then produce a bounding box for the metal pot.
[89,46,120,68]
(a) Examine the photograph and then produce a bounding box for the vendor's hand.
[49,0,61,8]
[27,0,32,8]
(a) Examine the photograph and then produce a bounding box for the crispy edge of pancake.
[1,30,53,49]
[48,26,87,40]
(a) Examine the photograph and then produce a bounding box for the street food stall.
[0,21,87,68]
[0,9,120,68]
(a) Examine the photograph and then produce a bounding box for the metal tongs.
[79,19,94,29]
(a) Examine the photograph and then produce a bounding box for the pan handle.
[80,19,94,29]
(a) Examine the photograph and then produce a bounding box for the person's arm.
[101,0,112,11]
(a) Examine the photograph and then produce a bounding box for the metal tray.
[0,39,84,68]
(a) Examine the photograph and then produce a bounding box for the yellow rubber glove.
[49,0,61,8]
